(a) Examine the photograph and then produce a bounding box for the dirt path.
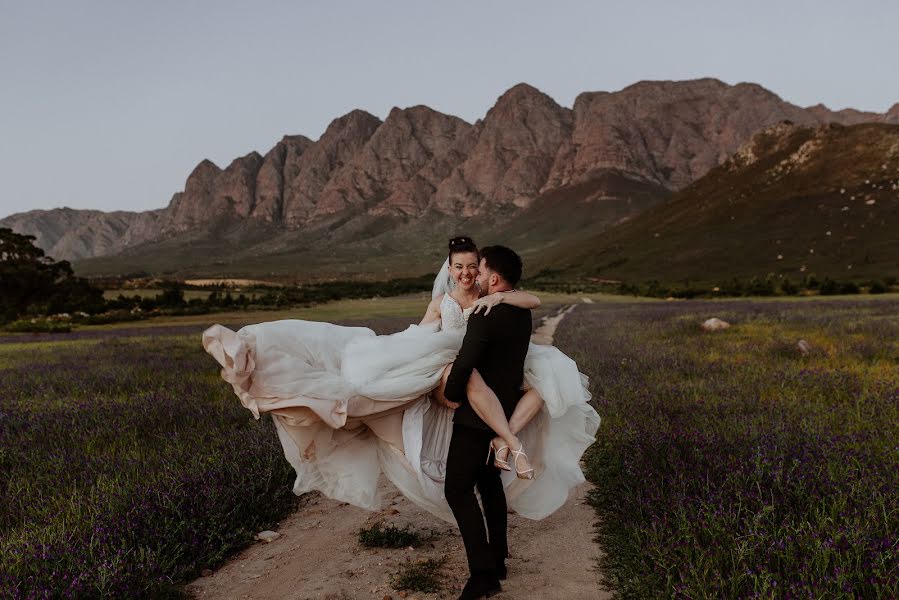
[187,304,607,600]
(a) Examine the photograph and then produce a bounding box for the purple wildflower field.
[0,315,415,599]
[554,297,899,598]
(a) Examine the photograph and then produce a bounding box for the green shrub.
[819,277,840,295]
[839,281,860,294]
[357,523,424,548]
[746,276,776,296]
[868,280,888,294]
[390,558,446,593]
[2,319,72,333]
[780,278,799,295]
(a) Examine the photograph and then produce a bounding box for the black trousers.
[444,423,507,577]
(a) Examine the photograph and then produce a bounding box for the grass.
[554,296,899,598]
[390,557,447,593]
[0,314,416,598]
[357,523,425,549]
[8,291,894,597]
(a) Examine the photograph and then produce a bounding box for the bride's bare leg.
[491,387,544,464]
[508,388,544,435]
[465,371,517,445]
[465,371,533,475]
[433,363,459,409]
[434,364,532,474]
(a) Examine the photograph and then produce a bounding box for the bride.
[202,237,599,523]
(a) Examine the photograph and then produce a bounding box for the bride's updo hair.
[448,236,479,262]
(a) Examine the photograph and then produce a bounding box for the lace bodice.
[439,293,471,331]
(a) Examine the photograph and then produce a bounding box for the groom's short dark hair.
[481,245,522,286]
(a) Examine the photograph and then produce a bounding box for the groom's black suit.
[443,302,532,580]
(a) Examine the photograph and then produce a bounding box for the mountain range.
[3,78,898,283]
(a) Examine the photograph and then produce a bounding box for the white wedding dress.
[202,280,600,524]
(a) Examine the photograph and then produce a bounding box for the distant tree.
[839,281,860,295]
[157,280,186,307]
[819,277,840,295]
[746,276,775,296]
[868,280,887,294]
[0,227,104,322]
[720,278,745,296]
[780,278,799,295]
[646,280,665,297]
[46,276,106,315]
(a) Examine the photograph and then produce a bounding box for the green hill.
[540,122,899,286]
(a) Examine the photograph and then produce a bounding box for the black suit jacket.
[444,303,533,431]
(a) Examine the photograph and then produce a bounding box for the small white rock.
[701,318,730,332]
[256,530,281,543]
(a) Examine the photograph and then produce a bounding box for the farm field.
[1,294,897,597]
[554,297,899,598]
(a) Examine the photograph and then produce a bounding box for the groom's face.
[477,258,493,295]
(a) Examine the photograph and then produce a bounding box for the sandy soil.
[186,303,608,600]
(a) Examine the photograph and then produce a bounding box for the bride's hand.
[432,389,460,410]
[472,292,504,316]
[441,397,461,410]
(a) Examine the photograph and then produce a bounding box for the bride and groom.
[202,238,600,599]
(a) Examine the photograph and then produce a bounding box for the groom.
[443,245,532,600]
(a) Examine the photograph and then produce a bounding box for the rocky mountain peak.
[493,82,553,106]
[886,103,899,123]
[277,110,383,225]
[324,109,383,138]
[311,104,473,218]
[551,78,821,191]
[281,133,314,146]
[618,77,731,99]
[429,83,573,214]
[185,159,221,185]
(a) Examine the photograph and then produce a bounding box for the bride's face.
[450,252,479,292]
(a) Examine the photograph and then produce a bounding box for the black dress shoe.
[458,573,502,599]
[495,560,507,580]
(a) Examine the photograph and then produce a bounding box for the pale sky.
[2,0,898,218]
